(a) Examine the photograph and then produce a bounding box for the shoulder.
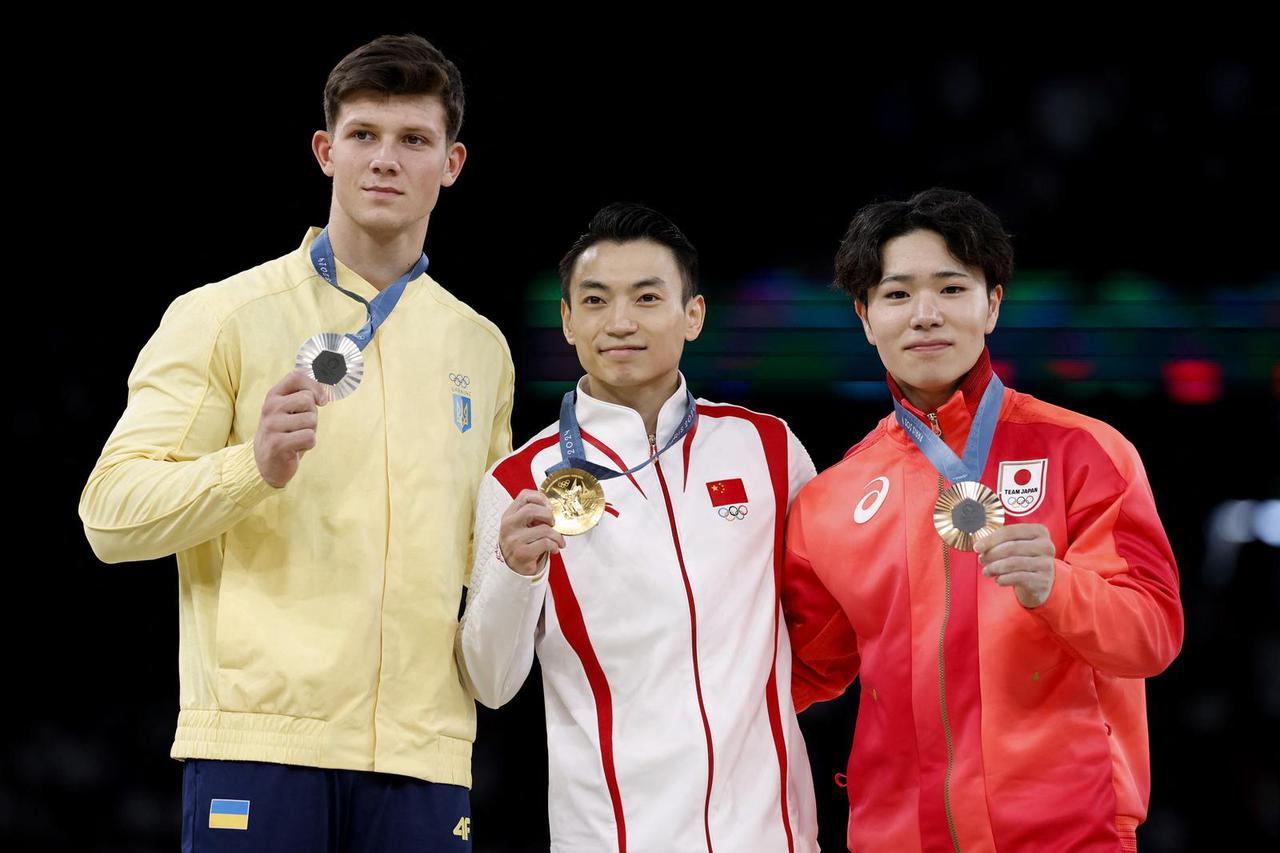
[489,422,562,497]
[695,398,792,435]
[169,244,314,327]
[417,275,514,366]
[1003,390,1142,476]
[795,419,893,506]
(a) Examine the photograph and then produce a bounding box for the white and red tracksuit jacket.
[458,375,819,853]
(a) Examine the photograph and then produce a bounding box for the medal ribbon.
[546,388,698,480]
[309,228,429,350]
[893,374,1005,484]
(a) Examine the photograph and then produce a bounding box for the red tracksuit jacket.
[782,352,1183,852]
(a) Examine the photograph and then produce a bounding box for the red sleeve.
[1030,432,1183,678]
[781,492,862,712]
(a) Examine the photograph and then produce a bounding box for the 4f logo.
[452,816,471,842]
[450,372,472,434]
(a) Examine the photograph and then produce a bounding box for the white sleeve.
[785,423,817,507]
[456,473,548,709]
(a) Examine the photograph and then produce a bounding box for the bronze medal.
[933,480,1004,551]
[540,468,606,536]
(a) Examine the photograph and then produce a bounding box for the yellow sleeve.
[464,352,514,583]
[78,290,278,564]
[486,354,515,470]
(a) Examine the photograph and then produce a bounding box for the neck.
[888,347,994,416]
[898,381,958,415]
[585,372,680,436]
[326,209,429,291]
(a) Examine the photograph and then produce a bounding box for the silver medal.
[295,333,364,400]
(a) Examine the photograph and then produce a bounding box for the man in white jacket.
[457,203,819,853]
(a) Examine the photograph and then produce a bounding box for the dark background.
[11,21,1278,852]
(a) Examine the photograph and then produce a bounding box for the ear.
[854,298,877,346]
[441,141,467,187]
[312,130,335,178]
[984,284,1004,334]
[560,298,574,345]
[684,295,706,342]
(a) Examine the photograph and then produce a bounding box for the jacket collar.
[570,373,692,470]
[886,347,995,455]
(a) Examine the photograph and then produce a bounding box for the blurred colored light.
[1210,501,1255,545]
[991,359,1017,385]
[1257,500,1280,547]
[1163,359,1223,404]
[1048,359,1093,380]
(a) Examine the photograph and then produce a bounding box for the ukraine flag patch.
[209,798,250,830]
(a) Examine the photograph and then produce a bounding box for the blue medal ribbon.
[892,374,1005,484]
[308,228,429,350]
[546,388,699,481]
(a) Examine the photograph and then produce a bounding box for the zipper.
[654,455,716,852]
[927,412,942,436]
[937,472,961,853]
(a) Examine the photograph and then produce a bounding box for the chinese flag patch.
[706,478,747,506]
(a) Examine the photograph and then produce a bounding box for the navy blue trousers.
[181,759,472,852]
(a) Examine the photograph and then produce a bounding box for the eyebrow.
[878,270,972,285]
[577,277,669,293]
[341,119,438,136]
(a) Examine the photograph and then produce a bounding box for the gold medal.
[540,468,606,536]
[934,481,1004,551]
[296,333,363,400]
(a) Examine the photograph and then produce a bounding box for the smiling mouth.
[907,342,951,351]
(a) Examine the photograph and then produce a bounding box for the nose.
[370,141,400,175]
[603,302,639,337]
[910,290,944,329]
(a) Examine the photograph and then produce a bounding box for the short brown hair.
[323,34,465,142]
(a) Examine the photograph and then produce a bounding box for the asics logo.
[853,476,890,524]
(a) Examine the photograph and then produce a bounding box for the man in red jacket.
[783,188,1183,852]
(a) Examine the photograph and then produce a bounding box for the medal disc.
[296,333,363,400]
[933,480,1004,551]
[539,468,606,536]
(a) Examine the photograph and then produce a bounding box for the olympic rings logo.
[1004,493,1037,507]
[717,505,749,521]
[449,373,471,388]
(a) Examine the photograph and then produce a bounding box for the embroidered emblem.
[450,372,472,434]
[707,478,748,522]
[998,459,1047,516]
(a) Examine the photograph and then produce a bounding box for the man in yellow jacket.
[79,34,512,852]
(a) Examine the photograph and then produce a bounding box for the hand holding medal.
[975,523,1057,608]
[254,370,329,488]
[498,490,567,576]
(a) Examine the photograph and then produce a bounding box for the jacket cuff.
[493,551,550,592]
[221,442,279,508]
